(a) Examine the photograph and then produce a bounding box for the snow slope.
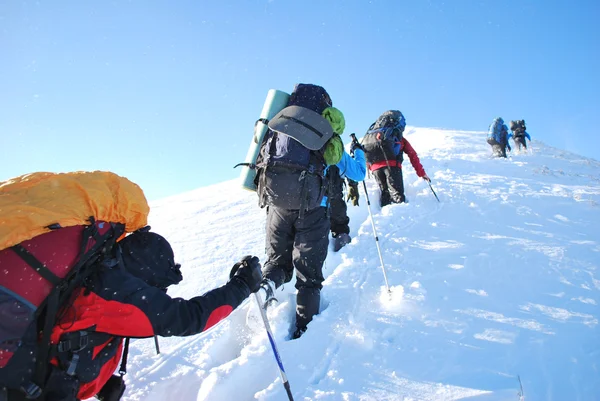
[122,128,600,401]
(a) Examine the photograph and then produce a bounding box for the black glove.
[351,140,364,154]
[229,255,262,293]
[346,179,359,206]
[507,144,512,152]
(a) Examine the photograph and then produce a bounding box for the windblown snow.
[122,128,599,401]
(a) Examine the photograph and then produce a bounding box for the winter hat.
[119,231,183,289]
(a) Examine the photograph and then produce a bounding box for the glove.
[351,140,364,154]
[422,174,431,183]
[507,144,512,152]
[346,179,359,206]
[229,255,262,293]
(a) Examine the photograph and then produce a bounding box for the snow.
[122,128,599,401]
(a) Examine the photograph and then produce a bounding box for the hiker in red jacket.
[362,110,430,207]
[4,229,262,401]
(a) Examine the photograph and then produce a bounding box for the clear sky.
[1,0,598,201]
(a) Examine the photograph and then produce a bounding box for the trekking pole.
[427,180,440,203]
[361,180,392,295]
[350,133,391,294]
[253,294,294,401]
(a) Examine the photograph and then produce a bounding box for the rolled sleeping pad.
[239,89,290,191]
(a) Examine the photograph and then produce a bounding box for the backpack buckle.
[66,353,80,376]
[22,382,42,399]
[57,331,89,353]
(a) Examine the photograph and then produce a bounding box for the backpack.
[255,84,335,215]
[488,117,506,143]
[0,171,148,399]
[509,119,526,136]
[362,110,406,164]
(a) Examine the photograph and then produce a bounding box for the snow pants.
[262,206,330,330]
[373,166,406,207]
[487,137,507,158]
[514,135,527,151]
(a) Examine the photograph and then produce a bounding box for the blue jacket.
[488,120,509,144]
[320,149,366,206]
[508,132,531,141]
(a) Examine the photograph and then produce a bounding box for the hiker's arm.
[402,139,426,178]
[525,132,531,141]
[123,279,250,337]
[337,150,366,182]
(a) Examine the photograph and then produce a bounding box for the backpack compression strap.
[11,219,126,398]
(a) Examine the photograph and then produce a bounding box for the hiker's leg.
[386,166,406,203]
[293,206,329,329]
[328,166,349,236]
[491,143,504,157]
[263,207,296,287]
[373,168,391,207]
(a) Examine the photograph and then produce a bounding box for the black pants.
[487,137,507,158]
[514,135,527,151]
[262,206,330,329]
[327,166,349,237]
[373,166,405,207]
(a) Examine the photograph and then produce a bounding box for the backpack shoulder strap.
[14,220,126,397]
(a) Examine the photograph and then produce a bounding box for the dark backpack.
[362,110,406,164]
[0,220,125,399]
[509,120,526,136]
[255,84,334,215]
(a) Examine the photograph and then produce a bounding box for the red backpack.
[0,171,148,399]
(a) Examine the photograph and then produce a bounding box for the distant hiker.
[487,117,511,158]
[346,178,360,206]
[345,133,361,208]
[509,119,531,151]
[362,110,430,207]
[254,83,366,339]
[0,171,262,401]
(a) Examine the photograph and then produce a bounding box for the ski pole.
[253,293,294,401]
[361,180,391,294]
[427,180,440,202]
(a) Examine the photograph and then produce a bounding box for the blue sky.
[2,0,598,201]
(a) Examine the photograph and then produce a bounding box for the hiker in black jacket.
[254,84,366,339]
[32,231,262,401]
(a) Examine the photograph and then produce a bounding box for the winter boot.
[291,325,307,340]
[333,232,351,252]
[257,279,277,310]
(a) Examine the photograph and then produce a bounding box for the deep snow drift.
[122,128,599,401]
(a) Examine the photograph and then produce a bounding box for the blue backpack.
[488,117,507,143]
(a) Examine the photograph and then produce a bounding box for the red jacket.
[51,266,248,400]
[368,138,426,177]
